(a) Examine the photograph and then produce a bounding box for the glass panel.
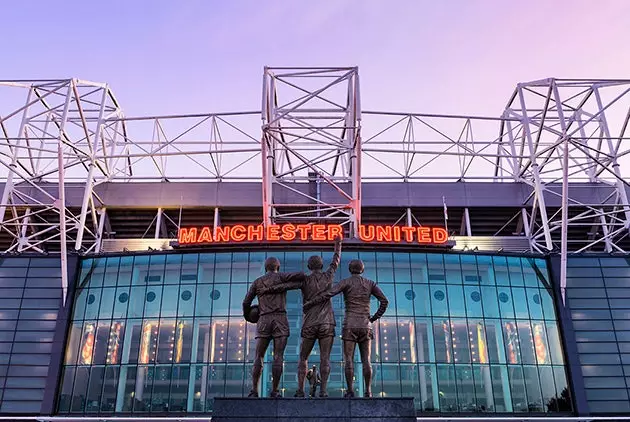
[546,322,565,365]
[395,283,414,316]
[430,285,448,317]
[508,365,528,412]
[161,285,179,317]
[412,284,431,316]
[169,366,190,411]
[150,365,171,412]
[447,284,466,318]
[382,364,402,396]
[523,365,543,412]
[480,286,499,318]
[433,319,453,363]
[464,286,483,318]
[436,364,457,412]
[539,366,557,412]
[100,366,118,412]
[178,285,195,317]
[400,363,420,407]
[379,318,398,363]
[376,252,393,283]
[490,366,510,412]
[71,367,89,413]
[229,284,248,316]
[472,365,494,412]
[120,366,137,412]
[552,366,572,411]
[58,366,75,412]
[455,365,475,411]
[195,284,213,317]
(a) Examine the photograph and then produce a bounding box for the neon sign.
[176,224,449,246]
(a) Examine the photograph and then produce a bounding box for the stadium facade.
[0,68,629,420]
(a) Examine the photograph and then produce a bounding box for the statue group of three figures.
[242,237,389,398]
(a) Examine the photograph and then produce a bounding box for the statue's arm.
[260,280,302,296]
[325,236,342,277]
[369,283,389,322]
[281,271,307,284]
[303,280,345,309]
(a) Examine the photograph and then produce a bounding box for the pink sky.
[3,0,630,118]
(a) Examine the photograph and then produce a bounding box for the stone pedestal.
[212,397,415,422]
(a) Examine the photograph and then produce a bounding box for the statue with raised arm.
[303,259,388,398]
[259,236,342,397]
[242,257,306,398]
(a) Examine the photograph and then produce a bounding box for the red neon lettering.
[267,225,281,241]
[247,225,264,241]
[432,227,448,243]
[417,227,431,243]
[296,225,311,240]
[281,224,296,241]
[178,228,197,244]
[401,226,415,242]
[214,226,230,242]
[327,224,343,240]
[358,225,375,241]
[312,224,326,241]
[231,225,246,242]
[197,227,213,243]
[375,226,393,242]
[393,226,401,242]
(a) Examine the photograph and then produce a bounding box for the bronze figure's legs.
[296,338,316,397]
[250,337,271,397]
[271,336,288,397]
[342,340,357,397]
[318,336,334,397]
[358,339,372,397]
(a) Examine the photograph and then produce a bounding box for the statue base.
[212,397,415,422]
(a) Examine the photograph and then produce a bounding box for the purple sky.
[4,0,630,118]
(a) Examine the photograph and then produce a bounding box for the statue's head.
[307,255,324,271]
[348,259,365,275]
[265,257,281,272]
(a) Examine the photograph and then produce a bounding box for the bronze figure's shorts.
[301,323,335,340]
[256,313,290,339]
[341,326,373,343]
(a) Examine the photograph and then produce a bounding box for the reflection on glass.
[62,251,571,415]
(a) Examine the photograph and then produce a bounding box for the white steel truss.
[1,73,630,298]
[261,67,362,236]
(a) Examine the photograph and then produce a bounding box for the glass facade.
[58,250,571,415]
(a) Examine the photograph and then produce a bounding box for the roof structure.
[2,68,630,298]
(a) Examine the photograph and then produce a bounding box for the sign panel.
[175,224,450,247]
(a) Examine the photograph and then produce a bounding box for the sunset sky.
[4,0,630,118]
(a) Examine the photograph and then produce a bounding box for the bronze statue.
[242,257,306,398]
[259,237,342,397]
[303,259,388,398]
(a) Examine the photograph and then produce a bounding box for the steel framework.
[2,71,630,300]
[261,67,361,235]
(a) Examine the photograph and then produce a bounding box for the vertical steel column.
[75,86,109,250]
[57,82,74,305]
[593,86,630,230]
[350,69,362,238]
[517,84,554,250]
[155,208,163,239]
[0,88,33,225]
[551,80,570,303]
